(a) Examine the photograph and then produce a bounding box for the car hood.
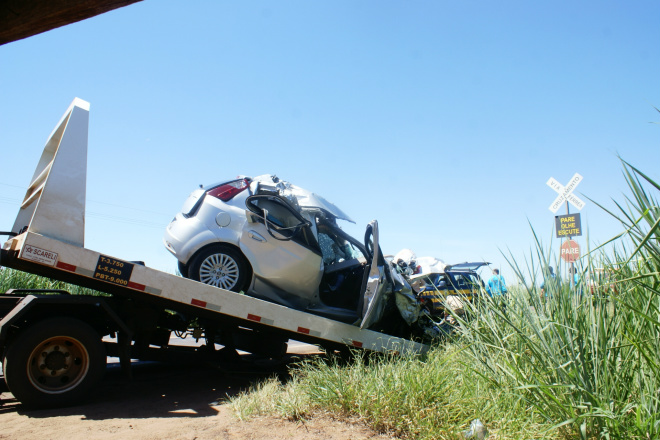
[287,185,355,223]
[251,174,355,223]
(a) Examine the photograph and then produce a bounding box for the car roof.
[251,174,356,223]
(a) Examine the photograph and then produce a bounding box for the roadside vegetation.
[0,267,100,295]
[229,158,660,439]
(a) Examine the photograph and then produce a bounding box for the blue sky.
[1,1,659,285]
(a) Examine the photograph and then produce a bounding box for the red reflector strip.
[128,281,146,291]
[56,261,77,272]
[191,299,207,308]
[352,341,363,348]
[247,314,261,322]
[297,327,310,335]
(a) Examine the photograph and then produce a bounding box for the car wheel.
[189,245,248,292]
[3,317,106,409]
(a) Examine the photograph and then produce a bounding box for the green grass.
[0,267,103,295]
[230,345,554,439]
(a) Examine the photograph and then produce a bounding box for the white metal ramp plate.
[12,98,89,247]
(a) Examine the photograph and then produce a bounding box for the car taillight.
[207,179,250,202]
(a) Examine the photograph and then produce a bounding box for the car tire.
[177,261,189,277]
[189,245,248,292]
[3,317,106,409]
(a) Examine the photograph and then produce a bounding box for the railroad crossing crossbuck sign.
[547,173,585,213]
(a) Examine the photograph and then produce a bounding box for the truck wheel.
[3,317,106,409]
[190,245,248,292]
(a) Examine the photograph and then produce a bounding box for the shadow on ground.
[0,351,323,420]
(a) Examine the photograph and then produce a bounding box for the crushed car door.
[359,220,390,329]
[239,194,323,307]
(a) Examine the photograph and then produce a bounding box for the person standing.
[569,265,582,298]
[569,266,580,285]
[487,269,507,297]
[540,266,558,297]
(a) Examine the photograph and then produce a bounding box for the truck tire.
[189,245,248,292]
[3,317,106,409]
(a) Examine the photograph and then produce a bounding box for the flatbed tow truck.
[0,99,427,408]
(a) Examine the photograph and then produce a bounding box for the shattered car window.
[318,232,361,266]
[316,217,362,266]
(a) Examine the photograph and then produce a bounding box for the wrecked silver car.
[164,175,439,341]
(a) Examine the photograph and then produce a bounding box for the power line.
[0,187,167,230]
[0,181,171,216]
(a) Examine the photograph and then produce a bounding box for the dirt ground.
[0,347,397,440]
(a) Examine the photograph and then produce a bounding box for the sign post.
[547,173,585,287]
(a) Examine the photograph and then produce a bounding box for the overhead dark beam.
[0,0,143,45]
